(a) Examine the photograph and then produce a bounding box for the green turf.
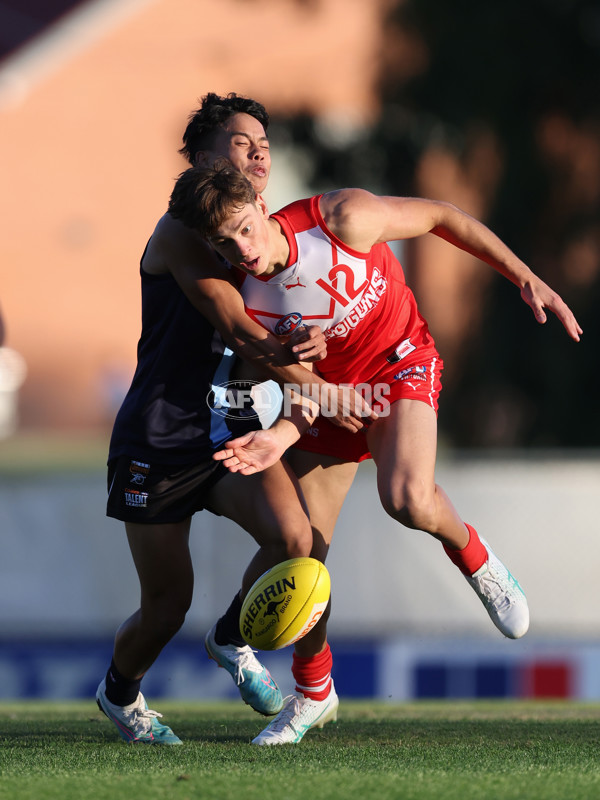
[1,701,599,800]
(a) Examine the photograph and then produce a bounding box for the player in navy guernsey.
[168,160,582,745]
[97,93,377,747]
[108,246,240,464]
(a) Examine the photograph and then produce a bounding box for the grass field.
[1,700,600,800]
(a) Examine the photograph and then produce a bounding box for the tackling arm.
[213,383,320,475]
[150,215,377,430]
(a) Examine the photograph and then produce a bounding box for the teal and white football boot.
[96,680,182,745]
[205,624,283,716]
[252,682,339,745]
[466,537,529,639]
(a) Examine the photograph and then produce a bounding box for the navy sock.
[104,658,141,707]
[214,592,246,647]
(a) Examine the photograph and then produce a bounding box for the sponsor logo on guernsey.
[395,365,428,383]
[284,278,306,290]
[325,266,387,339]
[274,312,303,336]
[129,460,150,485]
[124,489,149,508]
[387,337,416,364]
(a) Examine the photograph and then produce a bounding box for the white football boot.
[252,682,339,745]
[465,537,529,639]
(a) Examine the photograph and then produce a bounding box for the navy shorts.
[106,456,229,524]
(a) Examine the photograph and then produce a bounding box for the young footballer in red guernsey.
[168,162,582,745]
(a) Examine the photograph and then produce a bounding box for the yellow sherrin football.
[239,557,331,650]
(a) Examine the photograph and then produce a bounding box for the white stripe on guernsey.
[295,674,331,693]
[209,346,237,446]
[428,356,437,409]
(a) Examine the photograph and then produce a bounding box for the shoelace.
[230,647,262,685]
[137,708,163,720]
[266,696,302,733]
[125,705,164,734]
[476,569,514,611]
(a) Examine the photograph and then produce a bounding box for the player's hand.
[213,430,287,475]
[321,384,379,432]
[521,277,582,342]
[288,325,327,362]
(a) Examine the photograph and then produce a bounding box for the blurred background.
[0,0,599,704]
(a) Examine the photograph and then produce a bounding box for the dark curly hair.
[179,92,269,165]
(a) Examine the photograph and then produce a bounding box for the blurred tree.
[380,0,600,447]
[272,0,600,447]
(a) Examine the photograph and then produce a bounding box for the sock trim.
[292,644,333,701]
[443,523,488,576]
[104,658,141,707]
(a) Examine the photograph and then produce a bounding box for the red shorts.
[293,348,443,463]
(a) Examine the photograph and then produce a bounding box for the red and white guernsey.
[236,194,436,387]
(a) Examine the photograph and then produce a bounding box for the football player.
[168,160,582,745]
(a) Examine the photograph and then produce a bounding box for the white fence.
[1,452,599,640]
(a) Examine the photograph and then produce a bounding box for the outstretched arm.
[321,190,583,342]
[430,203,582,342]
[213,426,295,475]
[214,384,318,475]
[214,368,378,474]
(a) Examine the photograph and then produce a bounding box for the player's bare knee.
[141,590,192,638]
[282,531,312,559]
[380,482,436,531]
[281,516,313,559]
[153,607,188,640]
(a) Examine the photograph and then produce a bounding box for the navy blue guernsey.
[108,258,252,465]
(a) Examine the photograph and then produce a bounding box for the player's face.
[198,113,271,194]
[209,202,273,276]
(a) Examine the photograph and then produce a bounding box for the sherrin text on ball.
[240,557,330,650]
